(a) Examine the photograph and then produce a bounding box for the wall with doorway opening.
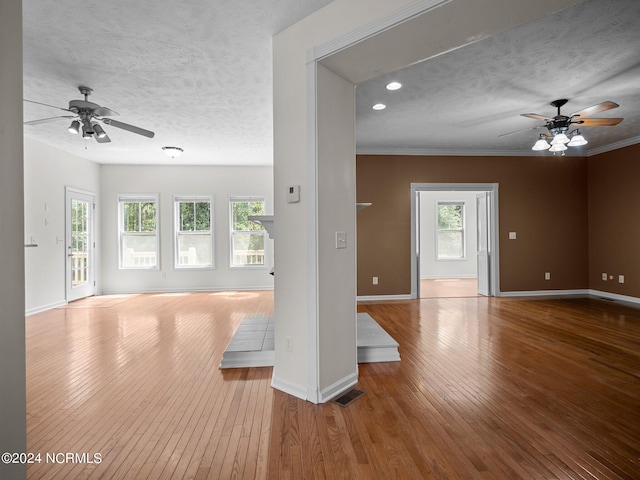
[356,154,589,296]
[24,137,101,314]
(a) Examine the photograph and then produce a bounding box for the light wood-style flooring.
[26,291,640,479]
[420,277,479,298]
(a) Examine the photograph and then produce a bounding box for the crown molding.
[357,138,640,158]
[586,136,640,156]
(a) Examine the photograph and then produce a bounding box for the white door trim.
[65,187,96,302]
[411,183,500,298]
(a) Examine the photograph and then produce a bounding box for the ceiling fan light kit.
[67,120,80,134]
[501,98,622,155]
[24,86,155,146]
[567,131,587,146]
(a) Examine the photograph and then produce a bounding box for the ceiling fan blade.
[93,106,119,117]
[24,115,76,126]
[521,113,551,121]
[498,125,545,138]
[570,101,619,118]
[95,133,111,143]
[574,117,623,127]
[101,118,155,138]
[24,99,74,113]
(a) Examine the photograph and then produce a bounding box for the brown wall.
[356,154,589,296]
[588,143,640,298]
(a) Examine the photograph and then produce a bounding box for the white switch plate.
[509,232,517,239]
[619,275,625,283]
[335,231,347,249]
[372,276,378,285]
[602,273,608,280]
[545,272,550,280]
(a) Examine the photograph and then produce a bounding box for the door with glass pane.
[66,188,95,301]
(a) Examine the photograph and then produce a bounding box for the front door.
[66,188,95,302]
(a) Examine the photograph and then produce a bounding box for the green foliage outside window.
[179,201,210,232]
[437,204,463,230]
[123,201,156,232]
[232,200,265,231]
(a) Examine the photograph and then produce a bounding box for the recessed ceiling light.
[372,103,386,110]
[386,81,402,91]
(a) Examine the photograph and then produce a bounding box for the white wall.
[419,190,478,278]
[0,1,26,477]
[24,137,101,314]
[272,0,420,401]
[316,63,357,400]
[100,165,274,294]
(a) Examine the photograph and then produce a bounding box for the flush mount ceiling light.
[162,146,184,158]
[385,81,402,91]
[372,103,386,110]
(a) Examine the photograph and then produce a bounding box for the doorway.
[65,187,96,302]
[411,183,499,299]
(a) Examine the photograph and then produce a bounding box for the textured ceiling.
[23,0,640,164]
[356,0,640,156]
[22,0,333,165]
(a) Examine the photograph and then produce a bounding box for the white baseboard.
[498,289,589,298]
[26,300,68,316]
[498,289,640,306]
[318,370,359,404]
[357,294,412,302]
[100,285,274,295]
[588,289,640,306]
[271,376,308,401]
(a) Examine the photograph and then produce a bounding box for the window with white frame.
[437,201,465,260]
[119,195,159,269]
[174,197,213,269]
[229,197,266,267]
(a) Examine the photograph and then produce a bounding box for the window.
[230,197,266,267]
[119,195,159,269]
[437,202,465,260]
[174,197,213,268]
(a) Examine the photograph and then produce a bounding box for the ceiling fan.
[24,86,155,143]
[500,99,623,152]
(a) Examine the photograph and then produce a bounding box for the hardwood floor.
[26,292,640,479]
[420,278,479,298]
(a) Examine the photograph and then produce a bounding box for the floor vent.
[332,389,364,407]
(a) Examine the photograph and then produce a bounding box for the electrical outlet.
[619,275,625,284]
[285,336,293,352]
[602,273,607,281]
[509,232,517,240]
[545,272,550,280]
[372,276,378,285]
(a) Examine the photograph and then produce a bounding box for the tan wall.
[356,154,589,296]
[588,143,640,298]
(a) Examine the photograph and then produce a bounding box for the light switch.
[336,231,347,249]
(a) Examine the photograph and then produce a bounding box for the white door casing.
[66,187,95,302]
